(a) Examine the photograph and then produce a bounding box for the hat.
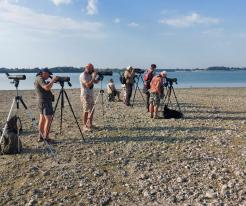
[126,66,133,70]
[40,68,53,75]
[86,63,94,70]
[160,71,167,77]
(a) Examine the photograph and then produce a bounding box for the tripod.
[50,81,85,142]
[163,82,181,112]
[132,73,146,107]
[87,78,107,124]
[0,79,36,151]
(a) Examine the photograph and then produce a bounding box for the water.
[0,70,246,90]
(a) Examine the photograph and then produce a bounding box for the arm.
[38,76,57,91]
[80,72,97,88]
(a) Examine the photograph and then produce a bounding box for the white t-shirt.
[80,72,93,96]
[107,82,114,94]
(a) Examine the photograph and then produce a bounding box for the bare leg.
[39,114,45,137]
[44,115,52,138]
[83,112,88,126]
[154,106,159,118]
[149,103,154,118]
[87,110,94,128]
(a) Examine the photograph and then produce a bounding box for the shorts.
[38,102,54,116]
[150,92,161,107]
[80,94,94,112]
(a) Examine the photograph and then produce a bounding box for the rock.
[205,190,217,199]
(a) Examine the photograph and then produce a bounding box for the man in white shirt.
[80,63,99,131]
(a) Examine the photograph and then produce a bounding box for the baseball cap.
[40,68,53,75]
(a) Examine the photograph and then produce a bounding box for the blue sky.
[0,0,246,69]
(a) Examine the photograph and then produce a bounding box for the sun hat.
[126,66,133,70]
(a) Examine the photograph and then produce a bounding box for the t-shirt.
[107,82,115,94]
[34,76,53,103]
[150,76,164,93]
[80,72,93,96]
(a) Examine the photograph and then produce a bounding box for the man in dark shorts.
[34,68,58,143]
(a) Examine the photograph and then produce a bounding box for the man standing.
[124,66,135,106]
[149,71,167,119]
[80,63,99,131]
[143,64,156,112]
[34,68,57,143]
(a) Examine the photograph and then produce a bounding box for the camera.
[134,68,144,74]
[55,76,71,82]
[52,76,72,87]
[97,71,113,76]
[6,73,26,80]
[96,70,113,81]
[165,77,178,87]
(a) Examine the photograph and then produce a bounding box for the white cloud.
[51,0,71,6]
[114,18,120,24]
[0,1,102,33]
[128,22,139,27]
[159,12,220,28]
[87,0,98,15]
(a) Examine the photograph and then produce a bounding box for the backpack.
[143,70,153,89]
[120,73,126,84]
[163,105,183,119]
[0,116,22,155]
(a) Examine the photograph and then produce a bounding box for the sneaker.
[45,138,56,144]
[83,126,92,132]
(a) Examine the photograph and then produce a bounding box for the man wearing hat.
[124,66,135,106]
[34,68,58,143]
[149,71,167,119]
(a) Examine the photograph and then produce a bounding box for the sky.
[0,0,246,69]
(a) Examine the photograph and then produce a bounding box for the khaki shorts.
[80,95,94,112]
[150,92,161,107]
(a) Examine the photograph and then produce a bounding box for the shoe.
[45,138,56,144]
[154,116,161,119]
[38,137,44,142]
[83,126,92,132]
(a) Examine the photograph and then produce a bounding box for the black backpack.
[163,105,183,119]
[120,73,126,84]
[0,116,22,155]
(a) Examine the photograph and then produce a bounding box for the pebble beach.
[0,88,245,205]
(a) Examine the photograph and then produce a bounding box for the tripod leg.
[64,90,85,142]
[131,76,140,107]
[0,98,15,145]
[60,90,64,134]
[19,97,37,127]
[171,87,181,112]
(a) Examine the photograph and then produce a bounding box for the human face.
[41,72,50,80]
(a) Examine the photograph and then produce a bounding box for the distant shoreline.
[0,66,246,73]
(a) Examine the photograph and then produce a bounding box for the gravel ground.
[0,88,245,206]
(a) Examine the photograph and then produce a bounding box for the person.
[80,63,100,131]
[34,68,58,143]
[124,66,135,106]
[149,71,167,119]
[143,64,157,112]
[107,79,121,101]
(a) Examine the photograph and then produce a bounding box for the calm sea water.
[0,71,246,90]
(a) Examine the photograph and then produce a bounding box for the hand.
[92,71,97,80]
[52,76,59,82]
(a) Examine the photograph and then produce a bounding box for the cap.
[40,68,53,75]
[86,63,94,70]
[126,66,133,70]
[160,71,167,77]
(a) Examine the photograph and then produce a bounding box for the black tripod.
[163,82,181,112]
[132,73,146,107]
[51,81,85,141]
[0,78,36,150]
